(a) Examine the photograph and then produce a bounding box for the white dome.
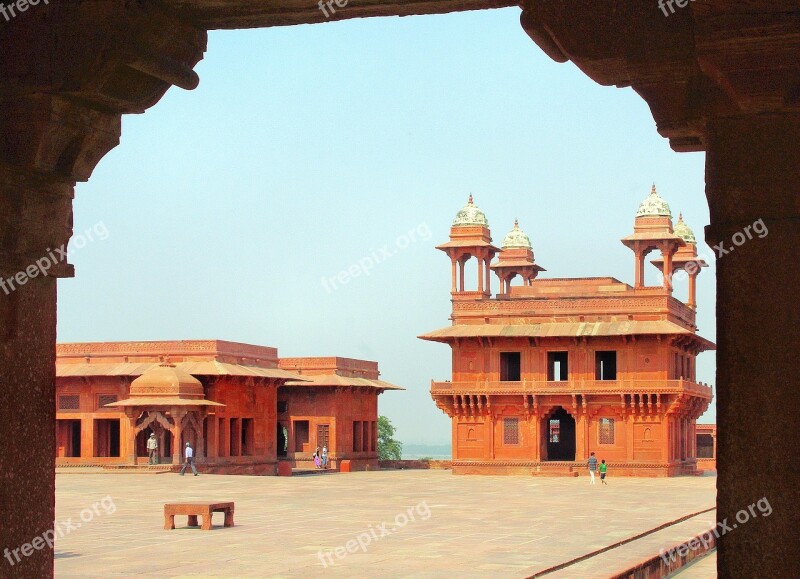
[501,220,532,249]
[636,184,672,218]
[452,195,489,227]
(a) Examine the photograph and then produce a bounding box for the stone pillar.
[0,169,74,576]
[450,258,457,293]
[206,415,217,460]
[120,414,137,464]
[634,247,646,287]
[476,253,484,294]
[706,113,800,578]
[687,271,698,309]
[172,411,186,464]
[575,412,588,460]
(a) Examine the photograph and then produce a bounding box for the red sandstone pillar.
[477,252,484,294]
[450,258,457,293]
[687,272,698,309]
[206,416,217,460]
[706,113,800,577]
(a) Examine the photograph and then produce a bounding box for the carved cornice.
[520,1,799,152]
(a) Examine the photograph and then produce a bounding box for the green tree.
[378,415,403,460]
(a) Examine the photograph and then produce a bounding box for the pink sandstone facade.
[278,357,402,471]
[55,340,401,474]
[422,191,715,476]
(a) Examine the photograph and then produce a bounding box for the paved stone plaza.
[46,471,716,578]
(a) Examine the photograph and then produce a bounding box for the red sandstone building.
[55,340,401,473]
[422,191,714,476]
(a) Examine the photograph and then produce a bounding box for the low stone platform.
[52,470,716,577]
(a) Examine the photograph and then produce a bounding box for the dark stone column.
[705,113,800,578]
[0,171,74,577]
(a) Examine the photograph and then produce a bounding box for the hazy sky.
[57,8,716,446]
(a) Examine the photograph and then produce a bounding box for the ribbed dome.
[636,184,672,218]
[673,213,696,244]
[129,364,205,399]
[501,220,532,249]
[452,194,489,227]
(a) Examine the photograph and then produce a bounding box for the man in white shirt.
[146,433,159,465]
[179,442,199,476]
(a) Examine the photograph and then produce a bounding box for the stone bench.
[164,502,234,531]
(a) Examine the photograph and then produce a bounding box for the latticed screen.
[97,394,117,409]
[599,418,615,444]
[549,419,560,443]
[503,417,519,445]
[58,395,80,410]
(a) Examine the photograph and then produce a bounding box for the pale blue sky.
[57,8,716,446]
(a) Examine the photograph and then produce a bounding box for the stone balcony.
[430,378,713,398]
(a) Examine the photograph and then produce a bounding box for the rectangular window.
[58,395,80,411]
[97,394,118,410]
[549,419,560,443]
[500,352,521,381]
[503,417,520,445]
[294,420,310,453]
[598,418,615,444]
[595,351,617,380]
[547,352,569,381]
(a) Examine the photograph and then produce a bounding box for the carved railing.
[431,378,713,397]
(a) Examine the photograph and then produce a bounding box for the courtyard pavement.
[44,470,716,578]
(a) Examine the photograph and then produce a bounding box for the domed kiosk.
[491,220,545,293]
[621,184,686,290]
[436,195,499,297]
[107,364,224,465]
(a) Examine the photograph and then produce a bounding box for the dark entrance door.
[546,407,576,461]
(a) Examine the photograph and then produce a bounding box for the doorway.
[545,407,576,461]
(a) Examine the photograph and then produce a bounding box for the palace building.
[55,340,401,474]
[421,190,714,476]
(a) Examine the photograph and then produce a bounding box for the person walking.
[322,446,328,469]
[588,452,598,484]
[180,442,199,476]
[147,432,159,465]
[599,459,608,485]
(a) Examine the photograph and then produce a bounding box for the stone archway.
[0,3,798,577]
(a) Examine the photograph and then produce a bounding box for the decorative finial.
[678,212,684,222]
[468,193,473,205]
[651,183,657,195]
[514,218,519,229]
